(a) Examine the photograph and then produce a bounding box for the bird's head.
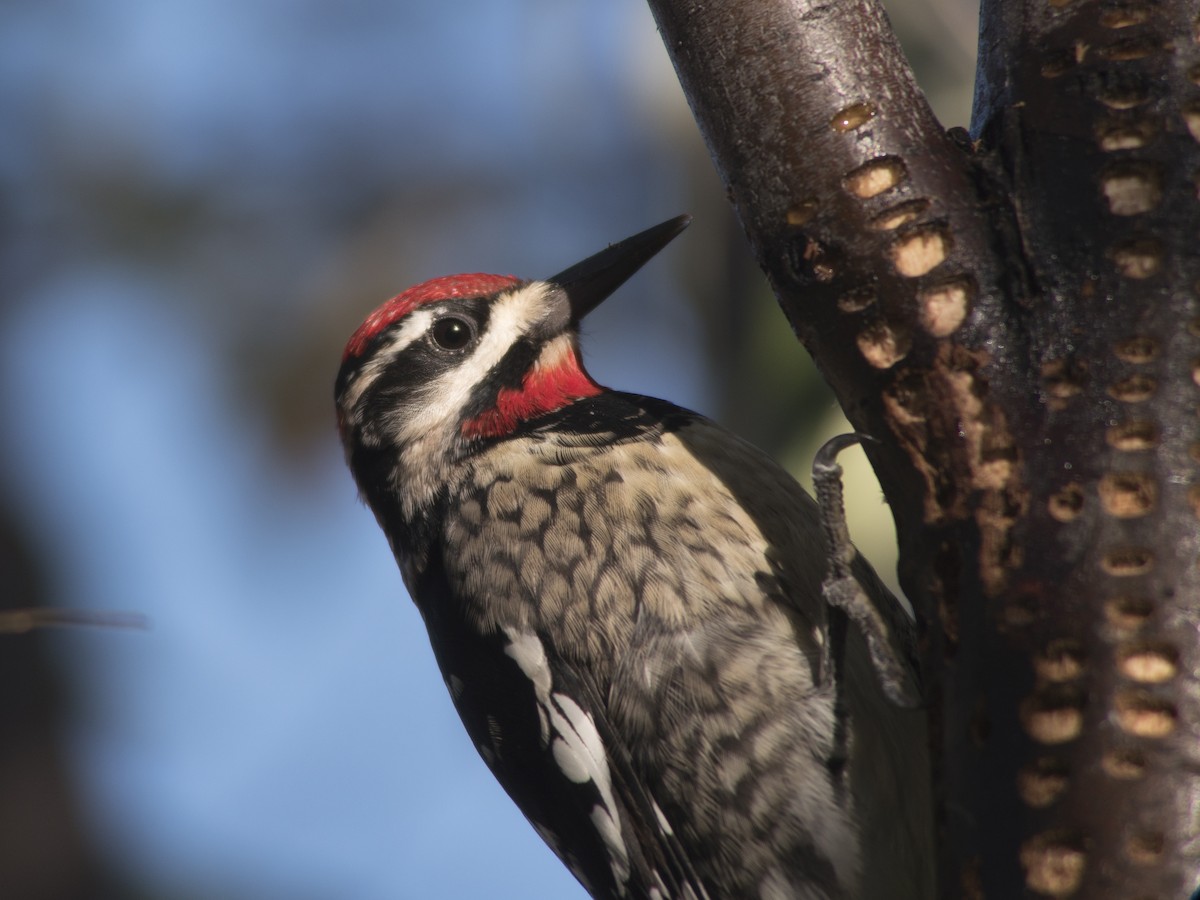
[335,215,690,511]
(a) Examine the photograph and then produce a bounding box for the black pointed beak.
[549,214,691,323]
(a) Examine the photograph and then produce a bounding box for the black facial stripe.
[335,296,494,411]
[459,334,543,423]
[358,347,445,428]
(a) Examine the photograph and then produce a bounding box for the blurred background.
[0,1,974,897]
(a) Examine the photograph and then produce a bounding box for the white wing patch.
[503,626,631,893]
[652,799,674,836]
[503,626,553,695]
[551,693,608,786]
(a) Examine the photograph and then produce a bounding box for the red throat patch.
[343,273,521,362]
[461,344,601,439]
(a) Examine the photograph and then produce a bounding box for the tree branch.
[647,0,1200,895]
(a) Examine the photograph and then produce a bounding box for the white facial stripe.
[394,282,553,445]
[535,333,574,372]
[340,308,435,411]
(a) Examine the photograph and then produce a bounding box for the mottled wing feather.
[415,547,708,899]
[540,650,713,900]
[674,412,919,673]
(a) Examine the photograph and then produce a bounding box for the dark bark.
[646,0,1200,896]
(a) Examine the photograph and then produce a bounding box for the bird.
[334,215,933,899]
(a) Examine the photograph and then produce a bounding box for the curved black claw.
[812,432,920,709]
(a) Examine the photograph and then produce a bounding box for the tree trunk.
[645,0,1200,896]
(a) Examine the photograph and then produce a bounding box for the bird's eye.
[431,317,474,350]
